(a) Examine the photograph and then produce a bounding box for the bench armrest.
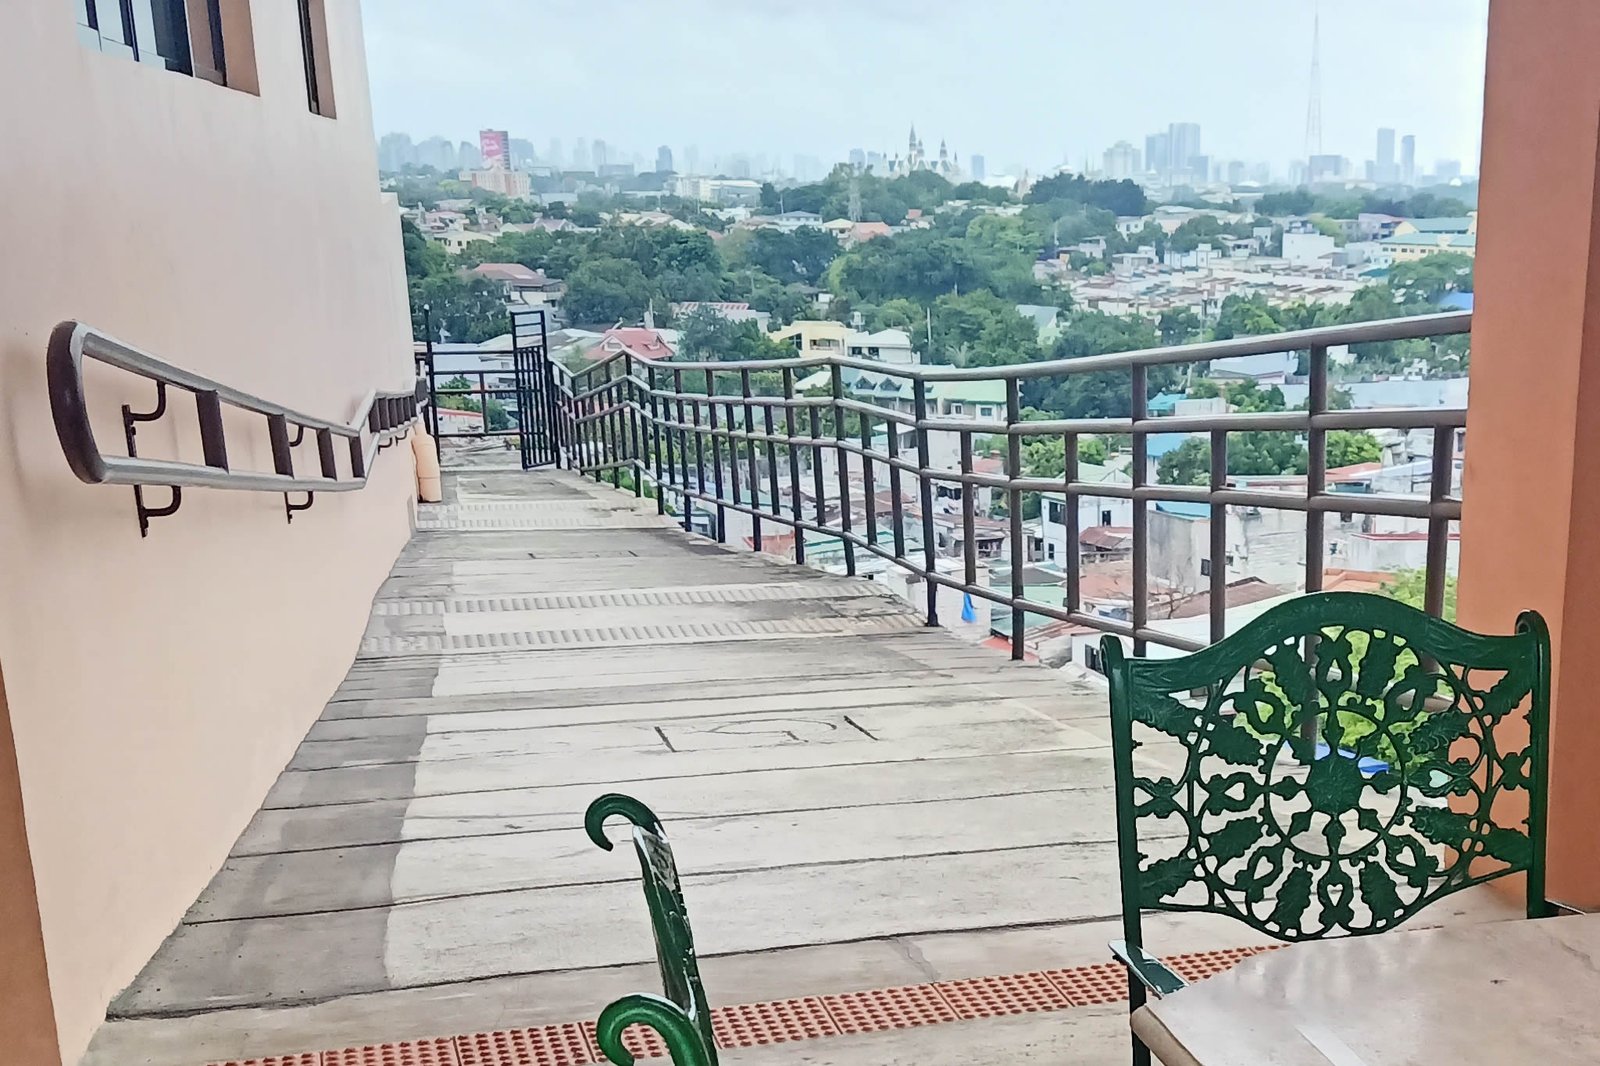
[1110,939,1188,998]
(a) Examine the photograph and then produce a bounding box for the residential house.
[1038,462,1136,566]
[672,302,772,331]
[846,328,918,365]
[468,264,565,312]
[581,327,677,363]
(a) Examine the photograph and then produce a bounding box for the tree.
[678,307,789,361]
[1379,569,1458,621]
[733,226,840,285]
[563,256,654,324]
[1025,174,1148,216]
[409,274,507,342]
[1157,308,1204,346]
[1256,188,1316,216]
[1157,437,1211,486]
[1326,430,1383,468]
[401,219,448,281]
[436,375,512,431]
[1388,253,1475,305]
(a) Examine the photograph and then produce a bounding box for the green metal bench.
[585,793,718,1066]
[1101,591,1553,1066]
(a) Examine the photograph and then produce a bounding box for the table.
[1133,913,1600,1065]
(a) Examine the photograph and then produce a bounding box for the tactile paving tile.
[207,1057,319,1066]
[820,982,959,1034]
[1042,961,1134,1006]
[323,1038,461,1066]
[933,970,1078,1019]
[580,1019,669,1061]
[1165,945,1277,983]
[455,1025,595,1066]
[711,996,840,1047]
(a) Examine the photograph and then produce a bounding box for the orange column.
[0,668,61,1065]
[1458,0,1600,909]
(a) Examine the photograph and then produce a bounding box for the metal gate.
[416,308,559,470]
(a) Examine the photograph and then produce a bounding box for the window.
[1046,542,1057,561]
[1100,509,1113,526]
[978,405,995,418]
[950,403,964,415]
[297,0,336,117]
[1200,558,1213,577]
[76,0,244,88]
[1045,500,1064,524]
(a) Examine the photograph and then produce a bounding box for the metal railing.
[415,308,559,469]
[48,320,426,535]
[548,311,1471,659]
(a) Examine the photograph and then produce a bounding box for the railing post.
[647,363,665,514]
[960,430,977,590]
[1064,431,1080,616]
[809,403,827,556]
[1305,344,1328,594]
[1209,429,1229,645]
[830,364,856,577]
[1425,427,1454,617]
[887,414,906,559]
[860,405,878,547]
[762,380,782,551]
[675,367,693,533]
[914,378,938,627]
[705,368,725,543]
[1006,380,1024,660]
[740,368,758,550]
[1130,364,1148,655]
[782,367,805,565]
[626,355,643,497]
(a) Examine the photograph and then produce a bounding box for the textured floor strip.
[204,947,1276,1065]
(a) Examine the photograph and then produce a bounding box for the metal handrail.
[550,310,1471,659]
[49,320,426,533]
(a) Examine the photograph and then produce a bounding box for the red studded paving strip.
[205,947,1276,1066]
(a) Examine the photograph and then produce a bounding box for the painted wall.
[0,2,414,1059]
[1457,0,1600,908]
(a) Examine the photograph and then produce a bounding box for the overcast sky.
[363,0,1488,175]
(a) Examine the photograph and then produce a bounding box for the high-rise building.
[509,138,536,169]
[969,154,985,180]
[656,145,674,173]
[593,139,608,170]
[866,150,885,172]
[572,138,591,171]
[1434,159,1463,182]
[685,144,700,175]
[1189,154,1211,183]
[415,136,456,170]
[1226,160,1246,186]
[377,132,415,173]
[1145,132,1170,175]
[479,130,508,169]
[1168,122,1202,174]
[547,137,563,169]
[457,141,481,170]
[848,147,866,169]
[1102,140,1141,180]
[1401,134,1417,185]
[1308,154,1347,182]
[1376,128,1397,183]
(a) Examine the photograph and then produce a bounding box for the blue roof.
[1147,392,1186,415]
[1156,500,1213,519]
[1145,432,1194,459]
[1439,291,1474,311]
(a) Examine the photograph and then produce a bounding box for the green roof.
[928,379,1007,404]
[1381,233,1476,249]
[1403,217,1474,233]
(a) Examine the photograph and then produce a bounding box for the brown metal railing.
[48,320,427,535]
[552,311,1471,658]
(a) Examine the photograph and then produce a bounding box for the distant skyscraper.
[1102,141,1140,180]
[377,132,415,173]
[416,136,456,170]
[457,140,482,169]
[848,147,866,169]
[656,145,674,173]
[592,139,609,170]
[866,150,885,172]
[969,154,985,181]
[1167,122,1202,174]
[479,130,509,169]
[1308,154,1347,181]
[547,137,563,169]
[1376,128,1396,183]
[509,138,536,168]
[1145,132,1170,175]
[728,154,751,179]
[1401,135,1417,184]
[1226,160,1246,186]
[1434,159,1463,182]
[573,138,591,171]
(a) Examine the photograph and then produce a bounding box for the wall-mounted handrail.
[48,320,426,533]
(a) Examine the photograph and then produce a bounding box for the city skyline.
[364,0,1488,176]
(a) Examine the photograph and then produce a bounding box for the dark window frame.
[76,0,227,83]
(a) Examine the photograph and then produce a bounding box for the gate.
[417,308,559,470]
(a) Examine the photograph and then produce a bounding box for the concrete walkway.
[84,469,1261,1065]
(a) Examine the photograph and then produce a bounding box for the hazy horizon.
[363,0,1488,177]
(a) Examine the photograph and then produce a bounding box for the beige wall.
[1458,0,1600,909]
[0,3,414,1061]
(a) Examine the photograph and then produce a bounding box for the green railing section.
[1102,591,1551,1065]
[585,794,718,1066]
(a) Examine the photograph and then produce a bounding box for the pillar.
[1457,0,1600,909]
